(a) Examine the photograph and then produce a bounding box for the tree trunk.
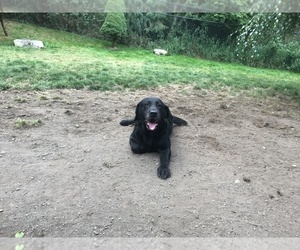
[0,13,8,36]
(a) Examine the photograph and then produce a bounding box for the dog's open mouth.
[146,120,159,131]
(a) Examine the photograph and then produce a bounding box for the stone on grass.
[154,49,168,56]
[14,39,44,49]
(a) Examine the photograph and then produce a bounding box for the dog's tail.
[173,116,188,126]
[120,119,135,126]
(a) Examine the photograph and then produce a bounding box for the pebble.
[277,190,283,196]
[243,177,251,183]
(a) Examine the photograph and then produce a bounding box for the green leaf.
[15,231,25,238]
[15,244,25,250]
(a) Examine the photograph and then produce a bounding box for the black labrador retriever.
[120,97,187,179]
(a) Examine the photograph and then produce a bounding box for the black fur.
[120,97,187,179]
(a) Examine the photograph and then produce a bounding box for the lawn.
[1,20,300,100]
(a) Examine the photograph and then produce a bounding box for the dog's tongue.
[147,122,158,131]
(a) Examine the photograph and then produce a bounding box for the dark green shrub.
[241,41,300,73]
[99,13,127,47]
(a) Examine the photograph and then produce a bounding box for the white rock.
[154,48,168,55]
[14,39,44,48]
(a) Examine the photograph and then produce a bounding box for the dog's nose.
[150,110,158,117]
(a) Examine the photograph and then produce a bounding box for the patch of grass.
[39,95,48,100]
[15,118,42,129]
[15,97,27,103]
[0,20,300,101]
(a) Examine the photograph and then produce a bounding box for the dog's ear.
[134,100,143,122]
[164,104,172,119]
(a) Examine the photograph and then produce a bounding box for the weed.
[52,96,63,100]
[15,118,42,129]
[15,98,27,103]
[39,95,48,100]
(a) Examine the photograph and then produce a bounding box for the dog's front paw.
[120,120,131,126]
[157,166,171,179]
[120,119,136,126]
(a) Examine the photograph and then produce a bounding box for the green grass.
[15,118,42,129]
[1,20,300,100]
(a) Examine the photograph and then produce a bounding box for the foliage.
[199,13,249,40]
[238,40,300,72]
[99,0,127,47]
[15,118,42,129]
[15,231,25,238]
[6,13,105,38]
[100,13,127,47]
[148,27,236,63]
[236,13,300,64]
[104,0,126,11]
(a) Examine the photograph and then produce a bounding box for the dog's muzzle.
[146,120,158,131]
[146,110,159,131]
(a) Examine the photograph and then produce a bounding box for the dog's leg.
[157,148,171,179]
[129,135,146,154]
[173,116,188,126]
[120,119,135,126]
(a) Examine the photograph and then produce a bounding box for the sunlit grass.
[0,20,300,100]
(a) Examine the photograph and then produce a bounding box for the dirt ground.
[0,85,299,238]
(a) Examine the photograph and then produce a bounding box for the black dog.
[120,97,187,179]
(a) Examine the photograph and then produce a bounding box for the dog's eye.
[157,103,162,108]
[144,102,150,108]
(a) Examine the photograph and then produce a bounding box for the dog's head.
[135,97,171,131]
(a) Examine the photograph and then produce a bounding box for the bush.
[6,13,105,38]
[145,28,237,64]
[99,13,127,47]
[239,41,300,73]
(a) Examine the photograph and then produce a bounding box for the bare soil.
[0,86,300,237]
